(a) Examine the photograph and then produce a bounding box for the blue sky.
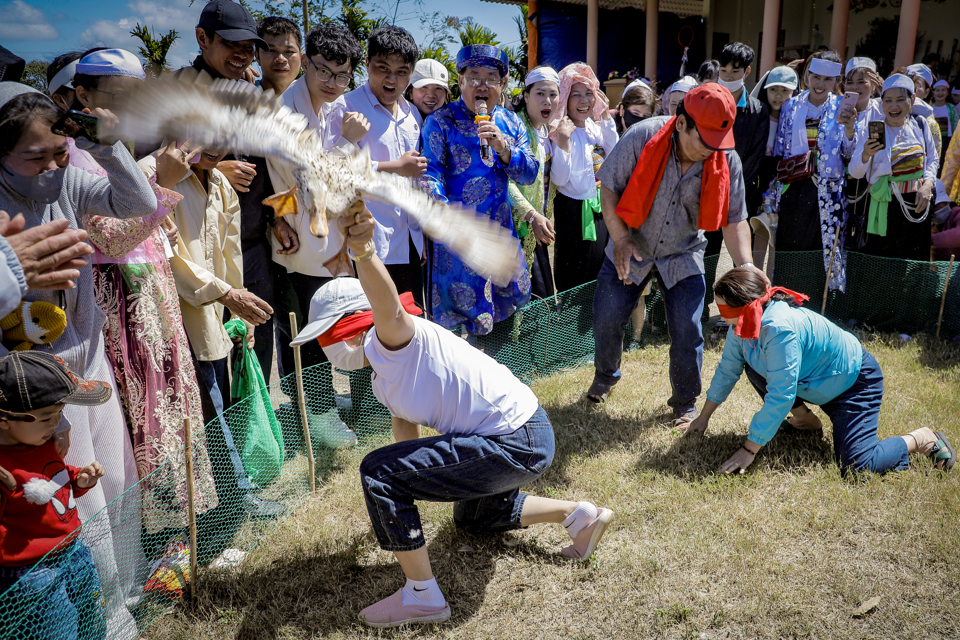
[1,0,523,70]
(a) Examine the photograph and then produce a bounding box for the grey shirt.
[596,116,747,289]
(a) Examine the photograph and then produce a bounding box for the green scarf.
[581,187,601,241]
[867,169,924,237]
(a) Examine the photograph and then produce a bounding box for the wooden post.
[290,312,316,492]
[936,255,955,339]
[527,0,539,73]
[586,0,599,72]
[894,0,922,69]
[183,418,198,605]
[821,233,840,316]
[759,0,781,75]
[644,0,659,82]
[302,0,309,32]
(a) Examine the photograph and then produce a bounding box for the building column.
[759,0,780,75]
[829,0,850,57]
[587,0,599,72]
[645,0,659,81]
[894,0,922,69]
[527,0,538,72]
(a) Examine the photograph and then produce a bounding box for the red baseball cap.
[682,84,737,151]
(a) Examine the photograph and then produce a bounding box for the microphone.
[475,100,493,162]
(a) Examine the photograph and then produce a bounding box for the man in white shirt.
[266,22,370,446]
[344,26,427,303]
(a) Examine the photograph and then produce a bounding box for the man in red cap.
[587,84,758,425]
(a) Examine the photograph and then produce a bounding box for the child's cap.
[0,352,112,414]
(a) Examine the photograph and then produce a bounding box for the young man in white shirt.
[344,26,427,303]
[267,22,371,446]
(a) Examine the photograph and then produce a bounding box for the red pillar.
[829,0,850,57]
[587,0,599,72]
[759,0,780,75]
[894,0,922,69]
[645,0,659,81]
[527,0,538,72]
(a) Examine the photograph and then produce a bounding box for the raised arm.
[340,200,416,350]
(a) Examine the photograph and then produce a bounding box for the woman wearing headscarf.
[69,49,219,532]
[903,63,943,159]
[683,268,954,475]
[771,51,848,293]
[839,57,883,249]
[547,62,619,292]
[508,66,560,299]
[0,81,156,634]
[931,79,958,171]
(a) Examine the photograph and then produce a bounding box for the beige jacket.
[140,156,243,361]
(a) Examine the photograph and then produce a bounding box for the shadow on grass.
[182,521,508,638]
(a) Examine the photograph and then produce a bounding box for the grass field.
[146,332,960,640]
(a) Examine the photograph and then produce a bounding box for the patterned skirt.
[93,260,219,533]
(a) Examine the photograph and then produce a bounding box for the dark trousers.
[553,191,608,293]
[744,352,909,474]
[191,354,252,493]
[530,242,555,299]
[240,242,275,381]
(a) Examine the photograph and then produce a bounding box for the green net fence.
[0,250,957,639]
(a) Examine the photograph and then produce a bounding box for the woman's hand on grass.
[719,445,757,475]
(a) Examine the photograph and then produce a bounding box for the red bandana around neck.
[316,292,423,347]
[615,116,730,232]
[718,287,810,340]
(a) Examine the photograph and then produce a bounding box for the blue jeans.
[359,407,555,552]
[593,257,705,413]
[192,356,252,493]
[745,351,909,474]
[0,540,106,640]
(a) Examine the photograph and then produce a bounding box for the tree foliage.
[20,60,49,92]
[130,23,181,77]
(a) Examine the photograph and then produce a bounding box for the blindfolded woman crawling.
[295,200,614,628]
[682,268,955,476]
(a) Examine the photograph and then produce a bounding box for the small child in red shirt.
[0,352,112,640]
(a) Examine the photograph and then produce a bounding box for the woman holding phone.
[840,57,883,249]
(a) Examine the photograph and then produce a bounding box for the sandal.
[586,378,614,404]
[931,432,955,470]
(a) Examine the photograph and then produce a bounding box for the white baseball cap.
[290,278,371,347]
[411,58,450,91]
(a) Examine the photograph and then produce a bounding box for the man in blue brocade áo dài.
[419,44,539,335]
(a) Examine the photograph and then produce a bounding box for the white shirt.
[265,75,354,277]
[849,115,939,183]
[344,83,424,264]
[550,118,619,200]
[365,316,540,436]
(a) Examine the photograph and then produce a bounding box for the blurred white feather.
[110,69,523,287]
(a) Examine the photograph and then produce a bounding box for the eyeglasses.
[463,77,501,88]
[308,58,352,87]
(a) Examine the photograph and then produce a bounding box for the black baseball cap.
[197,0,268,48]
[0,352,112,415]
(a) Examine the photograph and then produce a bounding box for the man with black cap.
[587,84,759,425]
[193,0,267,81]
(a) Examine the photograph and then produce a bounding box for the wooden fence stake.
[183,417,198,605]
[290,312,316,492]
[821,232,841,316]
[936,254,955,339]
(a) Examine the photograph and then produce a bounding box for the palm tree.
[130,23,180,78]
[457,22,500,48]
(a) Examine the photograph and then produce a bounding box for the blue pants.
[745,351,909,474]
[192,356,252,493]
[359,407,555,552]
[0,540,106,640]
[593,257,705,413]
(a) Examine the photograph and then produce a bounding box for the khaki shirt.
[139,156,243,361]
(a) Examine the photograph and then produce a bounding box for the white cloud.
[0,0,59,41]
[78,0,201,70]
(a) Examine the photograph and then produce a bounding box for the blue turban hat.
[455,45,509,77]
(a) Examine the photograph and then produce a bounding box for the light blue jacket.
[706,301,864,446]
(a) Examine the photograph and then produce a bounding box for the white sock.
[562,501,598,538]
[400,577,446,607]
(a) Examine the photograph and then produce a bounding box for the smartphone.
[840,91,859,114]
[51,110,100,144]
[868,120,885,150]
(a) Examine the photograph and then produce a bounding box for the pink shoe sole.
[359,588,452,628]
[562,508,614,560]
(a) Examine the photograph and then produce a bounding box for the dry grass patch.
[145,335,960,640]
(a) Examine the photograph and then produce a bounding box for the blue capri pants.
[359,406,555,552]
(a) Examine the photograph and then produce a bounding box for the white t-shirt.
[365,316,540,436]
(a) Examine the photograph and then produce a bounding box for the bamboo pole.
[290,312,316,491]
[936,254,955,339]
[183,417,198,605]
[821,232,841,316]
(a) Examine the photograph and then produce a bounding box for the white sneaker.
[308,410,358,449]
